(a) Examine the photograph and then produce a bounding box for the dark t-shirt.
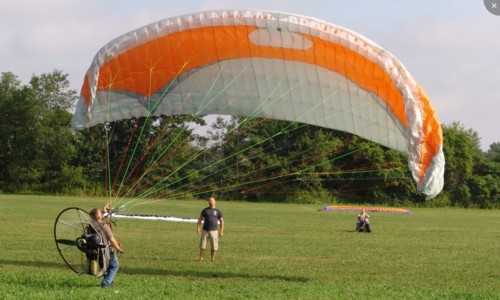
[201,207,223,231]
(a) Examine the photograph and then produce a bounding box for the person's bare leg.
[211,250,216,262]
[199,249,205,262]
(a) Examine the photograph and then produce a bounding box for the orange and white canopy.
[72,9,444,198]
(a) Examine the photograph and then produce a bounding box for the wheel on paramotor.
[53,207,110,277]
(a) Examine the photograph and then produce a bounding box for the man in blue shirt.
[196,197,224,262]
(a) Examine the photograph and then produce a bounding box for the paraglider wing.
[72,9,444,198]
[323,205,412,214]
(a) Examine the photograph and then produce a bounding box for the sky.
[1,0,499,150]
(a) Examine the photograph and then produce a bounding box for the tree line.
[1,70,499,208]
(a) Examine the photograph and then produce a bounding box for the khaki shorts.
[200,230,219,250]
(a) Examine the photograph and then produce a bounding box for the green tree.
[71,127,106,193]
[140,115,201,198]
[29,70,76,112]
[324,133,416,205]
[468,142,500,208]
[0,71,78,193]
[485,142,500,163]
[441,122,497,207]
[203,117,415,204]
[30,71,78,193]
[0,72,41,189]
[75,115,204,199]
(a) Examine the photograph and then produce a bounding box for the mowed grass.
[0,194,499,299]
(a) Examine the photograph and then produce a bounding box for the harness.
[76,220,111,276]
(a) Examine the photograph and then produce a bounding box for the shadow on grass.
[0,259,64,270]
[120,266,310,283]
[0,259,309,283]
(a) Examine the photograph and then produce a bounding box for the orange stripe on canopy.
[417,86,443,183]
[93,25,409,128]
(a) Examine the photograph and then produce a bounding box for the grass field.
[0,194,499,299]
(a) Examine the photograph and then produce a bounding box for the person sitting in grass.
[355,209,371,232]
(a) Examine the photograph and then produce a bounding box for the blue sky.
[1,0,498,150]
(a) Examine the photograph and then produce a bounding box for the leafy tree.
[1,70,498,208]
[70,126,107,194]
[0,72,41,189]
[29,70,76,112]
[141,115,202,198]
[75,115,205,198]
[202,117,415,204]
[442,122,480,186]
[441,122,499,207]
[30,71,78,193]
[324,133,416,205]
[0,71,78,193]
[485,142,500,163]
[468,143,500,208]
